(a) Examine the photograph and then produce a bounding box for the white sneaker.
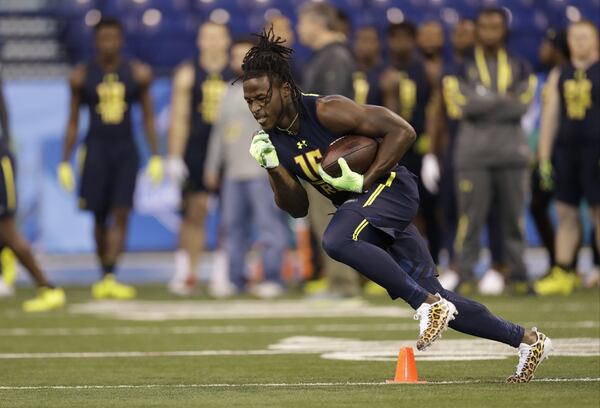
[208,282,238,299]
[584,267,600,289]
[0,280,15,298]
[249,281,285,299]
[438,269,460,291]
[478,269,505,295]
[167,276,196,296]
[414,293,458,351]
[507,328,552,383]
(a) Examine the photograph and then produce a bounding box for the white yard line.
[0,378,598,390]
[0,350,315,359]
[1,321,597,337]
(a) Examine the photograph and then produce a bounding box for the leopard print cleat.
[414,293,458,351]
[506,328,552,383]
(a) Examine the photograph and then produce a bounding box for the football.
[320,135,378,178]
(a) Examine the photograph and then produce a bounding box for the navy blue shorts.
[333,165,436,280]
[0,152,17,219]
[78,140,139,217]
[553,141,600,206]
[183,134,209,194]
[338,165,420,238]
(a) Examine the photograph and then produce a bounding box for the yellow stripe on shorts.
[352,219,370,241]
[1,157,16,210]
[363,171,396,207]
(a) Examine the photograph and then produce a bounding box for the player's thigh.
[553,144,582,206]
[183,192,208,225]
[344,166,419,235]
[323,209,392,255]
[0,153,17,220]
[79,145,110,213]
[110,151,139,209]
[183,136,209,193]
[580,142,600,206]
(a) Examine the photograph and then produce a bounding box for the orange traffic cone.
[386,346,426,383]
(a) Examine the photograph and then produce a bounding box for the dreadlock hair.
[240,26,302,109]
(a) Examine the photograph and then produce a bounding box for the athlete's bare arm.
[316,95,416,190]
[267,163,309,218]
[538,67,561,162]
[168,63,194,158]
[62,64,86,161]
[132,60,159,155]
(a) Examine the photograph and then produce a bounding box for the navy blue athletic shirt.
[557,61,600,143]
[81,59,138,145]
[269,94,365,207]
[189,60,233,139]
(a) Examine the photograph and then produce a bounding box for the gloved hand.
[318,158,364,193]
[421,154,440,194]
[57,162,75,193]
[249,131,279,169]
[539,160,553,191]
[146,155,164,185]
[166,155,188,184]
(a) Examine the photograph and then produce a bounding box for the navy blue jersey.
[353,64,384,106]
[269,94,355,206]
[81,60,138,145]
[182,61,232,193]
[557,61,600,143]
[189,61,233,139]
[392,59,430,135]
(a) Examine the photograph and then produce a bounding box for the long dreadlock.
[240,26,302,110]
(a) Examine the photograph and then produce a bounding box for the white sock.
[173,250,191,282]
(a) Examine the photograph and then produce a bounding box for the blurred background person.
[0,62,15,299]
[59,17,162,300]
[452,8,537,294]
[523,29,570,272]
[353,25,384,106]
[352,24,385,295]
[536,20,600,295]
[0,67,65,311]
[296,1,361,299]
[203,37,289,298]
[166,21,231,296]
[380,21,440,266]
[418,20,446,84]
[426,18,507,294]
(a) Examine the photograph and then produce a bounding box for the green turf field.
[0,287,598,407]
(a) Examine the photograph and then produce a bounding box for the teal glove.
[539,160,553,192]
[318,158,364,193]
[249,131,279,169]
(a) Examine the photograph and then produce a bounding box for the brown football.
[321,135,378,178]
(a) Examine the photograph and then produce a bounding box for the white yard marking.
[0,337,597,361]
[67,299,412,321]
[0,378,598,390]
[1,321,597,337]
[269,336,600,362]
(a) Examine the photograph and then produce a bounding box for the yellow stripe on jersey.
[363,171,396,207]
[1,156,16,210]
[352,219,370,241]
